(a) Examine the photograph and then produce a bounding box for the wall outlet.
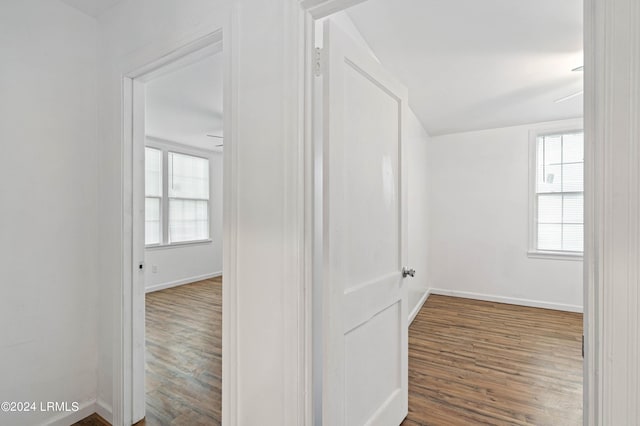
[152,265,158,273]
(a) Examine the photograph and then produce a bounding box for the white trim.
[584,0,640,423]
[41,399,99,426]
[118,74,134,426]
[138,41,223,83]
[304,8,320,426]
[126,35,223,81]
[96,399,113,425]
[583,0,600,423]
[527,250,584,261]
[131,76,147,425]
[408,289,430,324]
[119,28,233,426]
[145,271,222,293]
[145,135,222,155]
[283,2,310,425]
[301,0,368,19]
[529,119,584,138]
[145,239,213,250]
[429,288,584,313]
[221,7,240,425]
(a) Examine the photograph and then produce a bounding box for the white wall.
[97,1,304,424]
[427,119,583,311]
[406,110,430,312]
[0,1,99,425]
[144,147,223,292]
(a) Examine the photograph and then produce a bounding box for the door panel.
[345,301,402,426]
[322,20,409,426]
[339,61,400,286]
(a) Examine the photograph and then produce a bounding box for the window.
[530,128,584,257]
[168,152,210,243]
[145,147,210,246]
[145,147,162,245]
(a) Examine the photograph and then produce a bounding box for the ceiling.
[347,0,583,136]
[145,51,224,151]
[58,0,122,17]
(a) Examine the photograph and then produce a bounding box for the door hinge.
[314,47,323,77]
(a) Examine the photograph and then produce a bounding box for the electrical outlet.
[152,265,158,273]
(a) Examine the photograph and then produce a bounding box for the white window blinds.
[168,152,210,243]
[535,132,584,252]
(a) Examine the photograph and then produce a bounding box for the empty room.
[140,45,225,425]
[1,0,639,426]
[313,0,583,424]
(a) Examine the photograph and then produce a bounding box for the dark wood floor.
[73,413,110,425]
[74,277,222,426]
[141,277,222,425]
[401,295,583,426]
[76,288,582,426]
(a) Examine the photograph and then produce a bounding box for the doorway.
[128,34,225,425]
[310,1,586,424]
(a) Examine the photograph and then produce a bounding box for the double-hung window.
[168,152,210,243]
[145,147,210,246]
[530,126,584,258]
[145,147,163,245]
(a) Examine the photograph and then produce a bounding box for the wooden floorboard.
[139,276,222,426]
[75,286,582,426]
[401,295,583,426]
[72,413,110,426]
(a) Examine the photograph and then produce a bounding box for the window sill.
[145,239,213,251]
[527,250,583,261]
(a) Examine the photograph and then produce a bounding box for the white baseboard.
[408,288,431,324]
[146,271,222,293]
[96,398,112,424]
[42,399,97,426]
[429,288,584,313]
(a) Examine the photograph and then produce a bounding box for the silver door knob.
[402,267,415,278]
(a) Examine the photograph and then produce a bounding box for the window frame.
[144,139,214,249]
[144,146,163,247]
[528,119,584,261]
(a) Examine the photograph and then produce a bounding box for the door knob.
[402,267,415,278]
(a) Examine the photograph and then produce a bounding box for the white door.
[322,21,410,426]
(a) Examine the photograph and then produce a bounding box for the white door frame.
[297,0,599,425]
[118,27,239,425]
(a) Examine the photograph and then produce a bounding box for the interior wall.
[427,118,583,311]
[0,1,99,425]
[144,146,223,292]
[97,0,304,423]
[406,110,430,309]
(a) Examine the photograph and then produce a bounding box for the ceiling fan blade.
[554,90,584,103]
